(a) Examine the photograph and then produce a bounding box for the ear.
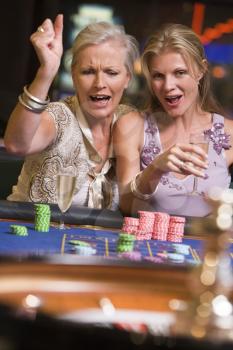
[124,72,131,89]
[197,59,208,82]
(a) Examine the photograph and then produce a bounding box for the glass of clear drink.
[56,173,77,229]
[189,132,209,195]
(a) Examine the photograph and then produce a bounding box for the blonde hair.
[142,23,224,114]
[71,21,139,79]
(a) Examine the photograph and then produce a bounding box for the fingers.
[32,15,63,39]
[167,143,208,177]
[54,14,63,39]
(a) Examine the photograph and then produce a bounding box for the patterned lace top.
[7,96,135,210]
[139,112,231,217]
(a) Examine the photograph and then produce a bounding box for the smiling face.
[72,40,130,123]
[148,50,202,118]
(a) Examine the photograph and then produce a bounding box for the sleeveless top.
[140,112,231,217]
[7,96,135,210]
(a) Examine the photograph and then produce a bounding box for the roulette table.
[0,200,232,349]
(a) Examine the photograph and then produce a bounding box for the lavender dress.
[140,113,231,217]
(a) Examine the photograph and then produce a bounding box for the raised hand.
[30,14,63,81]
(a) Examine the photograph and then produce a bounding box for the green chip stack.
[116,232,135,253]
[10,225,28,236]
[34,204,51,232]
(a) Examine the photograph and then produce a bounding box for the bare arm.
[4,14,63,155]
[113,111,164,214]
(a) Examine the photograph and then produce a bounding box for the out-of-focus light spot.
[212,295,233,317]
[134,58,141,75]
[212,66,227,79]
[200,270,215,286]
[23,294,41,309]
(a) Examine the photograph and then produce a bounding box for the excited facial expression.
[72,40,130,123]
[148,51,202,118]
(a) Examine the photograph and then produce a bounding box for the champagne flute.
[189,132,209,195]
[56,173,77,229]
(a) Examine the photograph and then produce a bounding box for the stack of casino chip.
[136,210,154,240]
[117,232,135,253]
[34,204,51,232]
[167,215,185,242]
[10,224,28,236]
[152,212,170,241]
[121,217,139,236]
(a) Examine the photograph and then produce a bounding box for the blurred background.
[0,0,232,137]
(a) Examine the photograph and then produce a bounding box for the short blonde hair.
[71,21,139,79]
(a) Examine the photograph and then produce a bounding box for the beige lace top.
[7,96,134,210]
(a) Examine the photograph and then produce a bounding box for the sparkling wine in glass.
[189,132,209,195]
[56,174,77,229]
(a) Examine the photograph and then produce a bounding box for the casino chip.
[10,225,28,236]
[121,211,185,243]
[117,232,135,253]
[34,204,51,232]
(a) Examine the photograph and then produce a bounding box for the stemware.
[56,173,77,229]
[189,132,209,195]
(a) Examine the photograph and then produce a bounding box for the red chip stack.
[152,212,170,241]
[137,210,154,240]
[167,215,185,242]
[122,217,139,235]
[121,211,186,242]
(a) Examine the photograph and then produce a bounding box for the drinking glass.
[56,173,77,229]
[189,132,209,195]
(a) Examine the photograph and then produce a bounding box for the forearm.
[119,162,164,215]
[4,62,58,151]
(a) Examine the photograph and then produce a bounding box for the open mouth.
[165,95,182,105]
[90,95,111,102]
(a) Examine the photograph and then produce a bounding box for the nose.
[164,75,175,91]
[94,72,106,89]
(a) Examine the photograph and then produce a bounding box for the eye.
[151,72,163,80]
[105,69,119,76]
[81,68,95,75]
[175,70,187,77]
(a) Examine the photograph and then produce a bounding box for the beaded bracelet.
[130,171,157,200]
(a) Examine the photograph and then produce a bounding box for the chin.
[92,111,114,120]
[166,107,184,118]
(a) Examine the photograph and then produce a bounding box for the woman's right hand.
[152,142,208,178]
[30,14,63,81]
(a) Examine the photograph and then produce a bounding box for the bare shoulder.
[224,117,233,144]
[113,110,145,155]
[114,110,145,135]
[224,117,233,132]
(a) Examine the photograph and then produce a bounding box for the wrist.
[130,171,158,200]
[36,65,58,85]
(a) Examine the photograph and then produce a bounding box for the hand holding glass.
[189,132,209,195]
[56,174,77,229]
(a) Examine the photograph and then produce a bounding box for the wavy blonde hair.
[142,23,224,115]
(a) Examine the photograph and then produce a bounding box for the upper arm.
[113,111,144,190]
[27,111,57,155]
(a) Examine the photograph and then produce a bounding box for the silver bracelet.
[130,171,157,200]
[18,94,47,113]
[23,85,50,105]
